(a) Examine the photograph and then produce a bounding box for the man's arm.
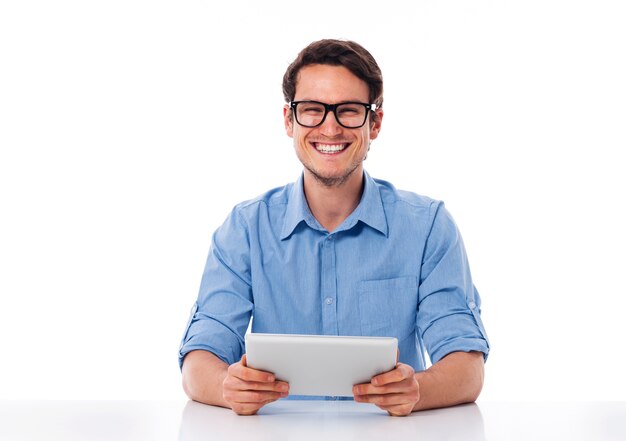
[182,350,289,415]
[353,351,484,415]
[412,351,484,410]
[182,350,230,408]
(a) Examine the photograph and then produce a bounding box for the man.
[179,39,489,416]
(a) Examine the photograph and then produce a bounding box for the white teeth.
[315,143,347,153]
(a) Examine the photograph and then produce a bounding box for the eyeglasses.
[289,100,377,129]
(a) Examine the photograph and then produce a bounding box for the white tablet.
[245,333,397,397]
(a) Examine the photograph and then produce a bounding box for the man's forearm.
[182,350,230,408]
[412,351,484,412]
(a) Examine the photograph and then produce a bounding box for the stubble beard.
[303,154,365,188]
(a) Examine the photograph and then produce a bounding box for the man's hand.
[352,363,420,416]
[222,354,290,415]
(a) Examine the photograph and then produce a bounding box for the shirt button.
[468,301,476,310]
[325,297,333,305]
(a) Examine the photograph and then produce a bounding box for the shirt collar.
[280,171,388,240]
[280,173,318,240]
[349,171,388,236]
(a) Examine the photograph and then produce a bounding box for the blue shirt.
[179,171,489,374]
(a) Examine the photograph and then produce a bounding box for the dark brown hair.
[282,39,384,109]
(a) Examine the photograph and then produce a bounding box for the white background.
[1,0,624,401]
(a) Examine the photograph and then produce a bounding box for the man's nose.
[319,110,343,136]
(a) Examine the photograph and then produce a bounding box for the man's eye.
[338,107,360,114]
[302,106,324,113]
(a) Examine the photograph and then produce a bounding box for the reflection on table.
[179,399,486,441]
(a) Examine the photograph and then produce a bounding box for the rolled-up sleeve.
[416,202,490,365]
[178,208,254,369]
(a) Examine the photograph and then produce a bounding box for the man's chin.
[305,166,360,188]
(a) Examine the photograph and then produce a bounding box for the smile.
[313,143,349,154]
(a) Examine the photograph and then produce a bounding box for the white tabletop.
[1,400,625,441]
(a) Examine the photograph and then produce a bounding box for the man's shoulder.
[232,182,292,214]
[372,177,441,212]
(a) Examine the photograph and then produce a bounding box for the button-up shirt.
[179,171,489,372]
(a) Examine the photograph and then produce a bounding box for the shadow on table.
[178,399,486,441]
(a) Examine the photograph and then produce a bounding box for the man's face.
[284,64,383,187]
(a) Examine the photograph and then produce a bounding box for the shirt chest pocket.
[358,276,418,341]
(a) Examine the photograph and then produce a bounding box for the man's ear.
[369,108,383,141]
[284,105,294,138]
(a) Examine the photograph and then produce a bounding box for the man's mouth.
[313,142,349,154]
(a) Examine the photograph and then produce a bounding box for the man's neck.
[302,168,364,233]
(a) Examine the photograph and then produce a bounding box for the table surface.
[1,400,625,441]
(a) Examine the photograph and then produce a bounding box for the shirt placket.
[320,233,338,335]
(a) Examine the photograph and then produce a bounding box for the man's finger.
[354,392,408,407]
[353,377,415,396]
[232,396,287,415]
[230,356,276,383]
[371,363,413,386]
[230,402,265,416]
[230,390,288,404]
[230,377,289,393]
[384,403,414,417]
[245,380,289,392]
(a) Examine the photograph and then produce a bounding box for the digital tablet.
[245,333,398,397]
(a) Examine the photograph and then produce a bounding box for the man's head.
[282,39,384,116]
[283,40,384,188]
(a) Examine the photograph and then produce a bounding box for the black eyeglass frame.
[289,100,378,129]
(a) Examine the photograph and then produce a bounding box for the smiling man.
[179,39,490,416]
